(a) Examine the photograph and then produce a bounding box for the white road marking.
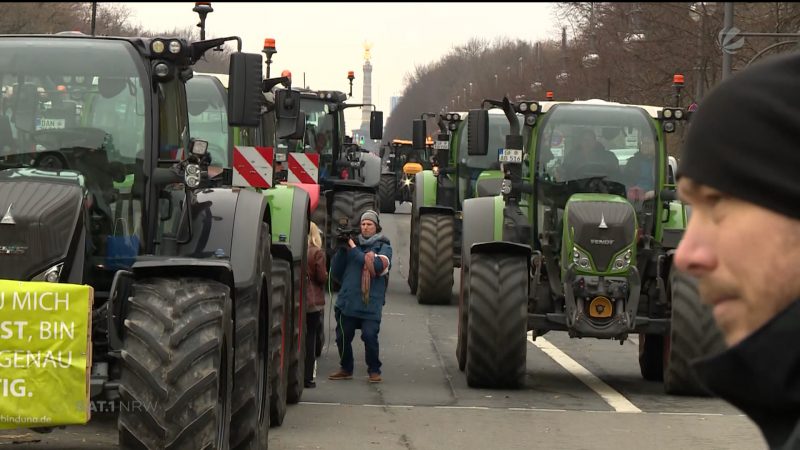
[528,332,642,413]
[297,402,737,416]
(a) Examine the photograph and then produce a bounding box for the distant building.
[390,95,401,113]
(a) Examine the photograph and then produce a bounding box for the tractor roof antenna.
[193,2,213,41]
[263,38,277,78]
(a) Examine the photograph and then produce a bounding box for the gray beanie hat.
[360,210,380,227]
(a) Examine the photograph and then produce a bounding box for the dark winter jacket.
[331,233,392,321]
[306,245,327,313]
[623,152,655,191]
[693,298,800,450]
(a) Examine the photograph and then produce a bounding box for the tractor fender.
[470,241,532,259]
[419,206,455,217]
[413,170,437,212]
[163,188,266,289]
[286,182,319,214]
[361,151,382,187]
[460,196,499,271]
[265,185,310,264]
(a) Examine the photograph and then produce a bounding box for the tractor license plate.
[499,149,522,163]
[434,140,449,150]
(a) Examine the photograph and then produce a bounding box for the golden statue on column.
[363,41,372,62]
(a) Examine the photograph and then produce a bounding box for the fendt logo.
[590,239,614,246]
[719,27,745,55]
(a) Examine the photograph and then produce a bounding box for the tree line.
[385,2,800,156]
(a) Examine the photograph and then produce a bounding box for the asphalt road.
[0,202,765,450]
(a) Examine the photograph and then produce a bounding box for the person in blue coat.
[328,210,392,383]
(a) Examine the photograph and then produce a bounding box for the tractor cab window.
[286,97,334,156]
[157,77,189,163]
[186,75,229,167]
[457,112,524,198]
[536,104,657,210]
[0,37,148,267]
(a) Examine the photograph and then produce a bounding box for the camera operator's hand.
[348,238,356,249]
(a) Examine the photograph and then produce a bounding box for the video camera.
[336,225,360,244]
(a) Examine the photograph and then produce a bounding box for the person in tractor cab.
[674,53,800,450]
[328,210,392,383]
[560,127,620,181]
[623,133,657,201]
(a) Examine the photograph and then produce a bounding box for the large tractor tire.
[332,190,376,229]
[456,264,469,372]
[287,220,310,404]
[416,214,454,305]
[638,333,665,381]
[378,174,396,213]
[269,259,292,426]
[664,268,726,395]
[230,224,271,449]
[465,253,528,388]
[118,277,233,450]
[407,210,419,295]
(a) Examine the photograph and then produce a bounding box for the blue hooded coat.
[331,233,392,322]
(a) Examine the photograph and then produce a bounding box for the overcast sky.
[123,2,562,129]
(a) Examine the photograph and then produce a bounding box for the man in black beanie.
[675,52,800,450]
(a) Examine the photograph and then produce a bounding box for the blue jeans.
[335,307,382,375]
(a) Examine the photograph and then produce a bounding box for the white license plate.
[499,149,523,163]
[434,140,449,150]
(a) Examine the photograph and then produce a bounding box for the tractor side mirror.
[370,111,383,140]
[276,89,302,139]
[468,109,489,156]
[412,119,426,150]
[227,52,262,127]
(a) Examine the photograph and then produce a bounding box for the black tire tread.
[118,278,231,450]
[664,269,726,395]
[230,223,270,449]
[379,174,397,213]
[417,214,454,305]
[269,260,291,426]
[465,254,528,388]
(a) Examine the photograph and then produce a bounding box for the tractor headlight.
[154,62,170,78]
[572,247,592,270]
[525,114,537,126]
[169,40,182,54]
[662,109,673,119]
[32,263,64,283]
[501,179,512,195]
[518,102,528,112]
[612,249,633,271]
[185,164,201,188]
[151,40,165,54]
[674,109,684,120]
[663,121,676,133]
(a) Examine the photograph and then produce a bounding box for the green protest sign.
[0,281,92,429]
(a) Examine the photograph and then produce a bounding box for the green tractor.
[407,110,513,304]
[377,136,435,213]
[456,96,724,394]
[277,79,384,265]
[186,68,315,428]
[0,33,273,448]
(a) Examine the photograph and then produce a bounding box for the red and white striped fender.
[233,146,273,189]
[287,152,319,184]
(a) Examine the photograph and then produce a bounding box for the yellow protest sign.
[0,281,92,429]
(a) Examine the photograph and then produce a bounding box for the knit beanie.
[678,52,800,220]
[360,210,380,228]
